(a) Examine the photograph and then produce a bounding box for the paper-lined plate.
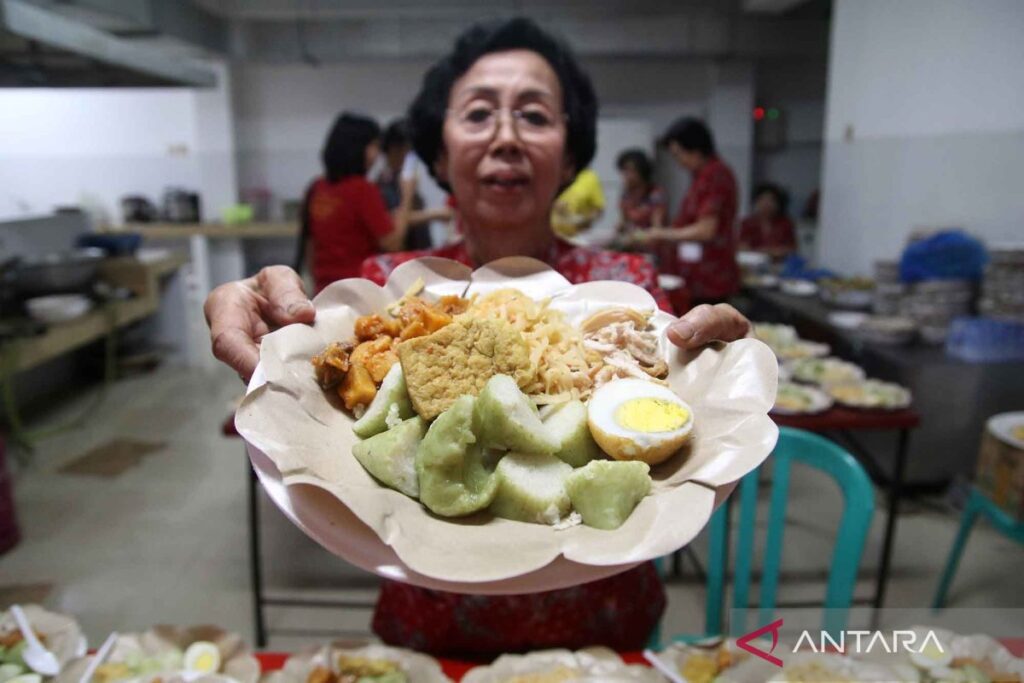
[55,625,260,683]
[236,257,778,593]
[461,647,662,682]
[261,641,450,683]
[0,605,84,674]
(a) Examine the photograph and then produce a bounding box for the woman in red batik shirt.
[205,18,752,658]
[632,118,740,305]
[296,113,410,293]
[739,183,797,259]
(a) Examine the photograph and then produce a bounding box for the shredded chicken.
[581,309,668,387]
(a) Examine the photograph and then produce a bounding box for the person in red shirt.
[296,113,408,293]
[205,18,751,658]
[632,118,740,305]
[739,183,797,259]
[615,148,666,234]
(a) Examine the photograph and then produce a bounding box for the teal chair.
[932,486,1024,609]
[650,427,875,647]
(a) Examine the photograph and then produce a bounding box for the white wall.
[753,61,827,223]
[818,0,1024,275]
[0,59,236,225]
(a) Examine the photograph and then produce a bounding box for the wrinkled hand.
[204,265,315,383]
[666,303,752,350]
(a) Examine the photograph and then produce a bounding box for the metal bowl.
[7,249,104,297]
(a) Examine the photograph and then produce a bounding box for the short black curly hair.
[616,148,654,187]
[660,117,716,157]
[407,17,598,193]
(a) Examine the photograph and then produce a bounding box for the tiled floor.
[3,365,1022,651]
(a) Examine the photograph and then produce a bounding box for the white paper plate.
[771,382,834,416]
[988,411,1024,450]
[780,279,818,297]
[828,311,869,330]
[237,257,777,593]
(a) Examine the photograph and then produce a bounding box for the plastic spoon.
[643,649,687,683]
[9,606,60,676]
[77,632,118,683]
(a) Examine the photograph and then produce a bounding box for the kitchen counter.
[1,251,188,374]
[744,286,1024,486]
[101,223,298,368]
[116,222,298,240]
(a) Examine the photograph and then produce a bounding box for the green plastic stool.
[932,486,1024,609]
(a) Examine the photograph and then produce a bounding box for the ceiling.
[192,0,745,22]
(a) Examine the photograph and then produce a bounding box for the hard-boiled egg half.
[587,378,694,465]
[183,642,221,676]
[909,636,952,671]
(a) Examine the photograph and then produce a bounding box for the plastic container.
[946,316,1024,363]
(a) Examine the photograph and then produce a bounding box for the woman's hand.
[667,303,752,349]
[204,265,315,383]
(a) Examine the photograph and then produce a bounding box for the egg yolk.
[192,653,217,672]
[615,398,689,432]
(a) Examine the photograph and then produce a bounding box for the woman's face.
[620,162,641,189]
[364,140,381,173]
[754,191,780,219]
[437,49,573,234]
[668,141,703,173]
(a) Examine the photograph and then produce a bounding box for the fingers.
[212,327,261,383]
[668,303,752,349]
[257,265,315,327]
[205,282,262,381]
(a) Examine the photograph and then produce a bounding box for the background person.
[739,182,797,259]
[551,166,605,238]
[295,113,406,293]
[377,119,455,250]
[633,118,740,305]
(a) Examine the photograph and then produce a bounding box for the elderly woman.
[205,18,750,657]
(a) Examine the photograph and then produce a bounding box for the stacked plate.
[873,260,905,316]
[902,279,974,345]
[858,315,918,346]
[979,246,1024,322]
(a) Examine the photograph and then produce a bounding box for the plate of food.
[55,626,259,683]
[653,639,772,683]
[261,641,450,683]
[779,279,818,297]
[789,357,866,387]
[987,411,1024,450]
[754,323,799,352]
[826,379,912,411]
[461,647,662,682]
[0,606,84,681]
[760,652,905,683]
[772,382,834,416]
[774,341,831,361]
[236,257,778,593]
[858,626,1024,683]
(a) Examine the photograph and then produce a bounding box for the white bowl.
[25,295,93,324]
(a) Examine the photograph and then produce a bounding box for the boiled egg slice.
[909,637,953,670]
[183,642,221,675]
[587,378,693,465]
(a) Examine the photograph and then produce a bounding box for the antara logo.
[736,619,946,668]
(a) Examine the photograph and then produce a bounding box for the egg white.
[587,378,694,464]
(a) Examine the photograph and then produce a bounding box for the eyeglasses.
[447,105,567,139]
